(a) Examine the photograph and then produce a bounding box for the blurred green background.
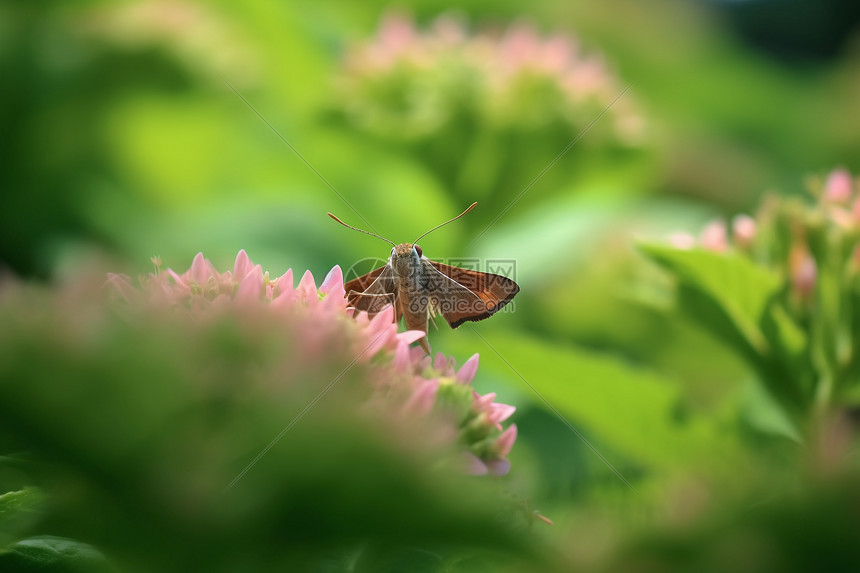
[3,0,860,571]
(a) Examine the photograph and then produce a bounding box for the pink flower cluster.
[80,0,258,85]
[668,215,757,254]
[391,350,518,476]
[820,167,860,227]
[340,12,642,142]
[108,250,518,474]
[666,168,860,300]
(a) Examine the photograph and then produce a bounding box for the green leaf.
[639,244,814,421]
[0,488,44,546]
[0,489,43,527]
[0,536,115,573]
[761,301,813,400]
[739,379,802,443]
[448,329,742,472]
[638,244,782,357]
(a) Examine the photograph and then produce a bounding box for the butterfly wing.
[345,264,399,318]
[344,264,387,295]
[424,260,519,328]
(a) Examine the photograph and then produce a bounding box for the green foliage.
[0,280,546,572]
[447,328,741,472]
[638,245,810,425]
[640,178,860,436]
[3,0,860,571]
[0,536,115,573]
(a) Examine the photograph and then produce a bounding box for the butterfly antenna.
[412,202,478,244]
[328,213,396,246]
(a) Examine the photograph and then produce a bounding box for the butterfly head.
[393,243,422,258]
[392,243,423,275]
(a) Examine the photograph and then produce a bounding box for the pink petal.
[105,273,136,302]
[367,305,395,337]
[166,268,186,286]
[413,348,432,371]
[361,323,397,359]
[474,392,497,411]
[361,306,397,358]
[235,271,263,303]
[277,268,294,292]
[824,168,852,204]
[495,424,517,457]
[485,458,511,476]
[669,232,696,250]
[379,12,415,51]
[793,254,817,296]
[700,220,727,253]
[538,35,572,73]
[461,452,488,476]
[232,250,255,281]
[433,352,449,372]
[354,311,370,327]
[489,402,516,427]
[297,270,317,302]
[320,265,345,298]
[393,340,412,372]
[397,329,426,345]
[732,215,756,248]
[404,378,439,415]
[831,207,854,228]
[456,353,479,383]
[188,252,210,285]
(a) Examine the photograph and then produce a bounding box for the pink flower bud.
[495,424,518,457]
[700,220,728,253]
[669,232,696,250]
[732,215,756,248]
[485,458,511,476]
[823,168,853,204]
[461,452,489,476]
[790,246,817,298]
[404,378,440,415]
[456,353,479,384]
[853,245,860,269]
[378,13,415,51]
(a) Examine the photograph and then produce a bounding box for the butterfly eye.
[414,244,423,257]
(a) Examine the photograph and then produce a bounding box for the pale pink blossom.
[462,452,489,476]
[668,232,696,250]
[495,424,518,457]
[340,13,640,143]
[823,168,853,204]
[484,458,511,477]
[790,246,817,298]
[403,378,440,416]
[732,215,757,248]
[473,391,516,430]
[700,220,728,253]
[456,353,480,384]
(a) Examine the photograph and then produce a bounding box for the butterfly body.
[345,242,518,353]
